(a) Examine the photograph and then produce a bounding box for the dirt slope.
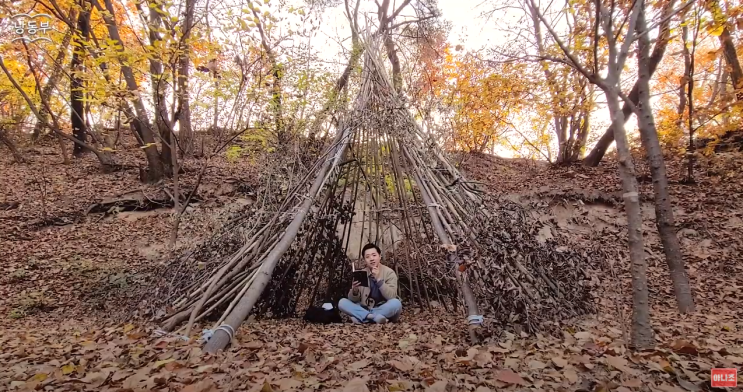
[0,140,260,322]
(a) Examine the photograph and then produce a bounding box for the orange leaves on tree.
[414,43,532,153]
[652,31,740,150]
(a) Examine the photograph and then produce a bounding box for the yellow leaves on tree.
[414,45,531,153]
[652,27,742,151]
[448,57,530,152]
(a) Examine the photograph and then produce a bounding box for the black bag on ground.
[303,303,343,324]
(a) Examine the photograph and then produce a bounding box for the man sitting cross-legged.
[338,243,402,324]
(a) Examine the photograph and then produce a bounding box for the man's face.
[364,248,380,269]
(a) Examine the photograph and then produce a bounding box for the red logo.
[711,368,738,387]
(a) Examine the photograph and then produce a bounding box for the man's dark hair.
[362,243,381,257]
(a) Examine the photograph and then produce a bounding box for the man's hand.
[370,266,380,279]
[352,280,361,295]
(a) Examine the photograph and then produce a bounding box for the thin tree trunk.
[530,0,654,347]
[568,108,591,161]
[93,0,164,181]
[250,9,284,147]
[685,10,699,181]
[378,0,408,93]
[140,0,173,175]
[582,0,677,166]
[19,42,71,164]
[527,1,576,163]
[383,34,402,92]
[70,1,90,156]
[574,83,593,160]
[607,89,654,348]
[0,127,24,163]
[677,17,690,119]
[678,9,697,181]
[212,75,219,130]
[177,0,195,155]
[708,0,742,100]
[705,56,724,111]
[606,1,654,351]
[597,0,654,349]
[0,55,114,169]
[555,116,568,163]
[86,34,155,161]
[636,3,695,314]
[78,25,152,164]
[307,0,362,138]
[34,15,74,140]
[720,72,731,127]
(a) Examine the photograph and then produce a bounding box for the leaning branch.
[505,121,552,162]
[615,1,642,75]
[388,14,437,31]
[527,0,600,86]
[635,0,695,41]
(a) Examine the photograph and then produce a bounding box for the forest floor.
[1,138,742,392]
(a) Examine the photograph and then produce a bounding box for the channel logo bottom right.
[711,368,738,388]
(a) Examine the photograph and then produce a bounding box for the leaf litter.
[1,305,740,391]
[1,146,742,391]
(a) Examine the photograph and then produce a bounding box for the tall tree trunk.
[212,70,219,130]
[530,0,653,347]
[720,71,731,127]
[607,88,654,348]
[568,109,590,161]
[683,8,698,181]
[70,1,90,157]
[570,83,594,161]
[708,0,742,100]
[527,1,578,164]
[34,14,75,140]
[83,28,157,166]
[177,0,195,154]
[555,116,568,163]
[251,9,285,147]
[677,15,691,119]
[599,0,654,349]
[93,0,164,181]
[582,0,676,166]
[704,56,724,113]
[19,41,70,164]
[383,34,402,92]
[307,0,362,138]
[678,10,697,180]
[377,0,408,93]
[636,3,695,314]
[140,0,173,175]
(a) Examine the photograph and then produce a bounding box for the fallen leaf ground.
[1,141,741,391]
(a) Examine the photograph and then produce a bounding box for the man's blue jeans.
[338,298,402,323]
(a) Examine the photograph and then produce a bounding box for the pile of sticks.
[151,32,597,351]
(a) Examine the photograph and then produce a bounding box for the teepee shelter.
[153,33,596,352]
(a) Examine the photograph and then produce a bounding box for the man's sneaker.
[372,315,388,324]
[350,317,362,324]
